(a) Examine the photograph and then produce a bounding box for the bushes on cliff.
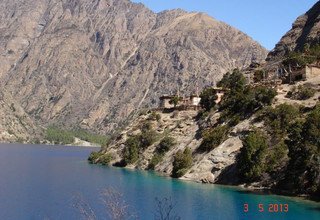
[148,154,164,170]
[88,151,103,164]
[123,136,140,165]
[123,124,159,164]
[253,70,266,82]
[217,69,246,91]
[88,152,114,165]
[199,125,229,152]
[218,70,277,123]
[98,153,114,165]
[148,136,176,170]
[157,136,176,154]
[282,104,320,195]
[238,130,268,182]
[220,86,276,120]
[140,130,158,149]
[262,103,300,136]
[148,111,161,121]
[172,148,193,178]
[286,85,316,100]
[282,44,320,68]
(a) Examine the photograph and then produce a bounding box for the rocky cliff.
[0,0,267,136]
[93,109,245,184]
[267,1,320,61]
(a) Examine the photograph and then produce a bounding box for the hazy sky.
[132,0,318,50]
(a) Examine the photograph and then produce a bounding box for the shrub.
[156,114,161,121]
[98,153,114,165]
[172,148,193,178]
[262,104,300,135]
[286,85,316,100]
[199,125,228,151]
[282,44,320,68]
[148,154,164,170]
[141,121,153,133]
[253,70,266,82]
[199,87,218,111]
[217,69,246,91]
[283,105,320,195]
[238,130,268,182]
[140,130,158,149]
[266,141,288,172]
[157,136,176,154]
[296,85,316,100]
[88,151,103,164]
[219,81,276,122]
[123,136,140,165]
[149,111,161,121]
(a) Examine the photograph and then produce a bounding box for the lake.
[0,144,319,220]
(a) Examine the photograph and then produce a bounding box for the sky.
[132,0,318,50]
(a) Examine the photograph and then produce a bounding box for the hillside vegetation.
[92,66,320,199]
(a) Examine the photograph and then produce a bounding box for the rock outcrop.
[0,0,267,136]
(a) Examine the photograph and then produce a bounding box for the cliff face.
[0,0,267,135]
[267,1,320,61]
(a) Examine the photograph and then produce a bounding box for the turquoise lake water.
[0,143,319,220]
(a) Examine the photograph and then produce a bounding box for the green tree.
[148,154,164,170]
[140,130,158,149]
[217,69,246,91]
[220,85,276,123]
[199,125,228,151]
[238,130,268,181]
[262,104,300,136]
[157,136,176,154]
[199,87,218,111]
[123,136,140,165]
[172,148,193,178]
[283,105,320,195]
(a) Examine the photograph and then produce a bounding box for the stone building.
[306,64,320,79]
[159,94,201,109]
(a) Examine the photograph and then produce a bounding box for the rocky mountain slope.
[0,90,40,143]
[267,1,320,61]
[94,109,244,184]
[0,0,267,136]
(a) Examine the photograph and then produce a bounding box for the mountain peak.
[267,1,320,61]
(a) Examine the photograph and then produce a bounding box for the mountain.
[267,1,320,61]
[0,0,267,137]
